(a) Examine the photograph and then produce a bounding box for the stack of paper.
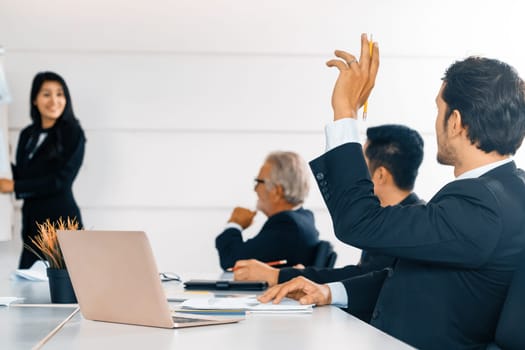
[179,296,313,314]
[166,291,256,302]
[166,291,213,302]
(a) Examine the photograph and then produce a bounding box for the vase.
[46,268,77,303]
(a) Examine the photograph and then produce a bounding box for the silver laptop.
[57,230,242,329]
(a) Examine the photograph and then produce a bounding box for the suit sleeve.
[340,268,391,322]
[278,254,395,284]
[14,125,85,199]
[310,143,502,268]
[215,214,298,270]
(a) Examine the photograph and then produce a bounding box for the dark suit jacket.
[310,143,525,350]
[215,208,320,270]
[12,119,85,268]
[278,193,423,284]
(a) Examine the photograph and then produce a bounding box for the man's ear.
[447,109,465,137]
[376,166,395,186]
[272,184,284,202]
[376,166,388,184]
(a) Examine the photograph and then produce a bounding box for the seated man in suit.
[232,124,425,287]
[259,35,525,350]
[215,151,320,270]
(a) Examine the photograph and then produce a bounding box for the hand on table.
[257,276,332,306]
[233,259,279,287]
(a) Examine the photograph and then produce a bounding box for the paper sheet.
[180,296,313,313]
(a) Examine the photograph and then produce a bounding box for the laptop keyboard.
[172,316,209,323]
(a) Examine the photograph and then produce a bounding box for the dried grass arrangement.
[25,217,80,269]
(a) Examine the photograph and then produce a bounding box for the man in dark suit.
[232,124,425,287]
[215,151,320,270]
[259,35,525,350]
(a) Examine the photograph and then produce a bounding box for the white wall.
[1,0,525,273]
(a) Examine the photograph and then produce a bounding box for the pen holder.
[47,268,77,304]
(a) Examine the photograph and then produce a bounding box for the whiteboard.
[0,50,13,241]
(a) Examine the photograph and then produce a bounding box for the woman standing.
[0,72,86,268]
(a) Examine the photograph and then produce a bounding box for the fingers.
[328,34,377,73]
[233,259,277,285]
[334,50,358,67]
[233,268,247,280]
[232,259,254,278]
[368,42,380,89]
[326,34,380,119]
[258,277,321,305]
[361,41,379,103]
[258,284,281,303]
[229,207,257,228]
[258,283,288,304]
[326,50,358,71]
[234,259,250,268]
[326,59,348,71]
[231,260,247,276]
[359,33,371,71]
[258,279,301,304]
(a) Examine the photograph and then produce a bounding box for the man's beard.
[436,143,455,166]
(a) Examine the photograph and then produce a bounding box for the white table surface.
[0,304,78,349]
[1,275,414,349]
[44,304,414,350]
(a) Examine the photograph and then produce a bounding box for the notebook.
[184,279,268,291]
[57,230,242,329]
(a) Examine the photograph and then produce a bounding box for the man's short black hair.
[442,56,525,155]
[365,124,424,191]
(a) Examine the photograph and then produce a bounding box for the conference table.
[0,273,414,349]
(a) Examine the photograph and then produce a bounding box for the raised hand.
[326,33,379,120]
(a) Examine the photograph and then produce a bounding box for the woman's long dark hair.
[30,71,78,126]
[25,72,83,161]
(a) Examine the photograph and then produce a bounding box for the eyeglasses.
[254,178,269,189]
[159,272,182,282]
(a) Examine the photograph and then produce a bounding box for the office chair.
[312,240,337,268]
[488,250,525,350]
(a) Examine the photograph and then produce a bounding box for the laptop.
[57,230,242,329]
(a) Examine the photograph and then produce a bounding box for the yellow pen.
[363,34,373,120]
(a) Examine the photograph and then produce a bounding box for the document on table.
[179,296,313,314]
[166,291,213,302]
[166,291,256,302]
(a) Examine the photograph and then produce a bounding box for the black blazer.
[12,119,85,268]
[278,193,423,284]
[310,143,525,350]
[215,208,320,270]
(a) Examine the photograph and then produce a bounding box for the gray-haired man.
[215,151,320,270]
